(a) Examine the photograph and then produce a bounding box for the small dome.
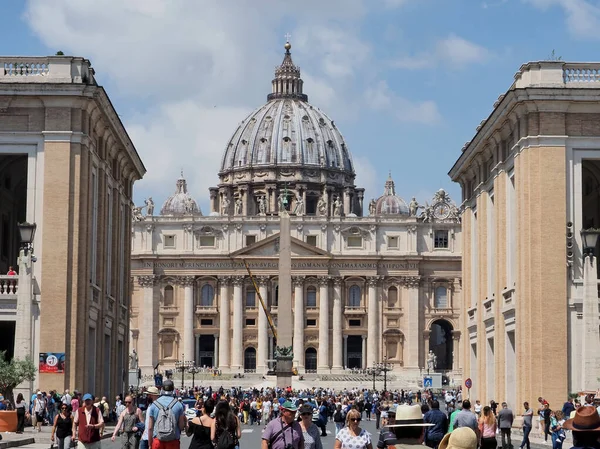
[160,173,202,216]
[375,173,409,215]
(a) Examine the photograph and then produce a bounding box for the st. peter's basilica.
[130,41,462,381]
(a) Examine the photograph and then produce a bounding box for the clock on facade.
[433,202,450,220]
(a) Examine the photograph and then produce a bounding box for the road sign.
[465,378,472,389]
[424,377,433,388]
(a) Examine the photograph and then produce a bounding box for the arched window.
[388,286,398,308]
[349,285,361,307]
[306,286,317,307]
[246,289,256,308]
[163,285,174,306]
[434,286,448,309]
[244,347,256,371]
[201,284,214,307]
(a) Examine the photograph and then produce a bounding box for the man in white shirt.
[62,390,72,406]
[262,399,273,425]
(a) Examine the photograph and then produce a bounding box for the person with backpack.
[262,401,304,449]
[147,380,185,449]
[211,401,241,449]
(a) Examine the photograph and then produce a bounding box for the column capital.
[177,276,196,287]
[423,330,431,338]
[367,276,380,287]
[402,276,421,288]
[231,276,245,286]
[218,276,232,286]
[332,277,343,287]
[137,275,156,287]
[451,330,461,340]
[256,276,270,286]
[317,276,330,286]
[292,276,305,287]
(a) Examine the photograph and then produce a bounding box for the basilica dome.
[219,42,354,176]
[375,174,409,215]
[160,173,202,216]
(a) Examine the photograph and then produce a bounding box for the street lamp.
[375,358,393,393]
[17,222,36,253]
[189,365,199,389]
[581,228,600,257]
[366,367,377,390]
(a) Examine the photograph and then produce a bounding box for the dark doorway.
[305,347,317,372]
[346,335,362,369]
[244,347,256,372]
[0,321,15,360]
[306,194,318,215]
[198,334,215,367]
[429,320,453,370]
[0,155,28,274]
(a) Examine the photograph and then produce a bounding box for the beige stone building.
[0,56,145,397]
[130,42,463,385]
[449,61,600,408]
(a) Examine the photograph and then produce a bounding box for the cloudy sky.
[0,0,596,212]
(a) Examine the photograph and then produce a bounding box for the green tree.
[0,352,36,405]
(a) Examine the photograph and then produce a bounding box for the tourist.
[454,400,479,438]
[478,406,497,449]
[262,396,273,425]
[15,393,26,434]
[424,400,449,449]
[550,410,566,449]
[298,404,323,449]
[375,404,399,448]
[33,391,46,433]
[211,401,241,449]
[334,403,346,436]
[6,266,16,276]
[335,408,372,449]
[262,400,303,449]
[497,402,514,449]
[111,395,143,449]
[438,428,479,449]
[139,386,160,449]
[519,402,533,449]
[72,393,104,449]
[562,398,575,418]
[147,380,185,449]
[562,405,600,449]
[541,402,552,443]
[186,398,215,449]
[51,403,73,449]
[379,404,435,449]
[474,400,482,417]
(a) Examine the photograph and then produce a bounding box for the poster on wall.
[39,353,65,373]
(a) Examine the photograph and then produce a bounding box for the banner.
[39,353,65,373]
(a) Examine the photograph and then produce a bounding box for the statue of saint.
[368,199,377,216]
[221,197,230,216]
[427,350,437,371]
[184,196,195,213]
[408,197,419,217]
[317,196,327,216]
[129,349,139,370]
[293,194,304,216]
[145,197,155,216]
[258,196,267,215]
[278,192,288,211]
[132,206,144,222]
[235,197,243,215]
[333,196,342,217]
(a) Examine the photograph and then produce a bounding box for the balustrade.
[564,64,600,83]
[0,276,18,297]
[0,56,94,84]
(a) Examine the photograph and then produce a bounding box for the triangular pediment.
[230,233,330,257]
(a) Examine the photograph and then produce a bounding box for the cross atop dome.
[267,38,308,101]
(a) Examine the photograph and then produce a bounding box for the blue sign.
[424,377,433,388]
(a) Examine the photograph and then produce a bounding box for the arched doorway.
[244,347,256,372]
[305,347,317,372]
[429,320,453,370]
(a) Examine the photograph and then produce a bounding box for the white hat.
[387,404,435,427]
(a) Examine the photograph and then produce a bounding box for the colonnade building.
[449,62,600,408]
[130,42,463,380]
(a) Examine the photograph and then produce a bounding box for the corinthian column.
[404,276,421,369]
[180,276,196,363]
[293,276,305,371]
[231,276,244,372]
[318,276,330,371]
[138,275,156,374]
[332,278,344,372]
[218,277,231,369]
[367,277,379,367]
[257,277,269,374]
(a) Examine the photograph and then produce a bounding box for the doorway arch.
[244,347,256,372]
[305,347,317,372]
[429,319,453,370]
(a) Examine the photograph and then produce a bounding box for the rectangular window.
[199,236,215,247]
[245,318,256,326]
[246,290,256,307]
[306,319,317,327]
[245,235,256,246]
[434,230,449,248]
[306,235,317,246]
[387,236,399,248]
[349,319,361,327]
[347,236,363,248]
[164,235,176,248]
[200,319,213,326]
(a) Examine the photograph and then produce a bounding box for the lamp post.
[375,358,393,393]
[189,365,199,389]
[580,228,600,391]
[581,228,600,257]
[366,367,377,391]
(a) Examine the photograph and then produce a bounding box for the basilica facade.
[130,42,463,380]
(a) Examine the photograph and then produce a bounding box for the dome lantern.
[375,173,409,215]
[267,39,308,102]
[160,172,202,216]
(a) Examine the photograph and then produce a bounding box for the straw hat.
[146,386,160,395]
[563,405,600,432]
[387,404,434,427]
[439,428,478,449]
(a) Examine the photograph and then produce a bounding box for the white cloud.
[526,0,600,40]
[392,34,490,70]
[364,80,441,124]
[353,155,380,203]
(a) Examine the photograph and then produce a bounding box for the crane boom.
[242,259,278,340]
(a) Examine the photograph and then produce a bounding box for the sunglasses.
[350,418,361,422]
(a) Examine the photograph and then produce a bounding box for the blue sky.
[1,0,596,212]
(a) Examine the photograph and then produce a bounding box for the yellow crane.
[242,259,277,340]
